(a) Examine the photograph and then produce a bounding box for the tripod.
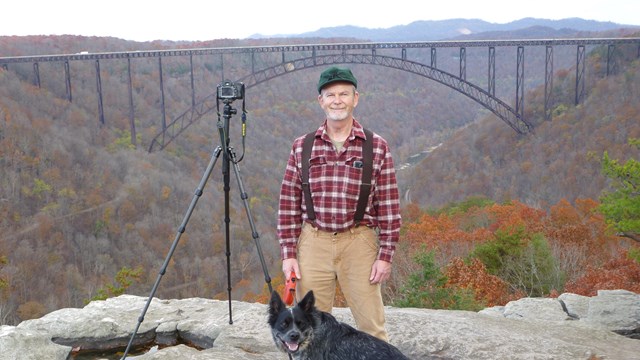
[120,96,273,359]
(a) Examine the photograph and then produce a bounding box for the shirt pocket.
[342,156,364,197]
[308,155,329,194]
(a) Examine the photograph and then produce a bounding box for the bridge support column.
[190,53,196,108]
[219,53,224,81]
[430,47,436,68]
[575,45,586,105]
[251,51,256,74]
[516,46,524,120]
[33,62,41,88]
[459,47,466,80]
[64,60,72,102]
[95,60,105,125]
[488,46,495,96]
[544,45,554,121]
[159,57,167,130]
[127,58,137,147]
[606,44,617,76]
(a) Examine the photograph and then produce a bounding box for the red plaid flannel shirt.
[277,119,402,263]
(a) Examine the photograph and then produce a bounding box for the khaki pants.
[296,223,388,342]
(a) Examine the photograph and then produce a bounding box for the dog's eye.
[279,319,290,329]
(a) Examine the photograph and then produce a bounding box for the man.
[277,66,402,341]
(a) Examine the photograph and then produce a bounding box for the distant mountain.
[248,17,639,41]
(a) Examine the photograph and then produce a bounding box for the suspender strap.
[354,128,373,224]
[301,128,374,225]
[301,131,317,221]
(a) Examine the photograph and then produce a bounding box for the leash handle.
[283,271,296,306]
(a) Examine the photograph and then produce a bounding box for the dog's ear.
[268,290,286,318]
[298,290,316,313]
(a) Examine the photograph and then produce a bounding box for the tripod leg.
[228,149,273,295]
[120,146,223,360]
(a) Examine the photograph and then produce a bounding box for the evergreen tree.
[395,247,483,311]
[471,227,561,296]
[599,138,640,242]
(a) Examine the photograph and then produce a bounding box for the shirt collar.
[317,118,366,142]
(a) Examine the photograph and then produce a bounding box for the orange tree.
[445,257,520,307]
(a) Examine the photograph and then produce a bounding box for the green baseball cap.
[317,66,358,93]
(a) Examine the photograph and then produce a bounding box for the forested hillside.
[1,32,639,326]
[404,38,640,209]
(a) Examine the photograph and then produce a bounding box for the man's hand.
[369,260,392,284]
[282,258,301,281]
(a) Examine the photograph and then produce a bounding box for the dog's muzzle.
[280,332,300,353]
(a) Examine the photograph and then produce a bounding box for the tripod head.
[221,100,238,121]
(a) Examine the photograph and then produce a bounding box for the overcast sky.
[1,0,638,42]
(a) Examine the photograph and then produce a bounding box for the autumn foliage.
[565,249,640,296]
[445,257,520,307]
[397,198,636,308]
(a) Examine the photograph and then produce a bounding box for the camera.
[217,80,245,100]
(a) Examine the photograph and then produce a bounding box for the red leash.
[283,271,297,306]
[283,271,297,360]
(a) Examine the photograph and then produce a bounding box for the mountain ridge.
[248,17,640,41]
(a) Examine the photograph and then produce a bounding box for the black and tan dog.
[268,290,410,360]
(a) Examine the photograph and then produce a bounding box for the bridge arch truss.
[1,38,638,152]
[243,53,530,132]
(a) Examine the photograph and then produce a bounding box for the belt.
[304,222,372,236]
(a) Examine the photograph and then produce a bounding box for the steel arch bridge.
[1,38,639,152]
[149,53,530,152]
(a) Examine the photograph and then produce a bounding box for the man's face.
[318,82,359,123]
